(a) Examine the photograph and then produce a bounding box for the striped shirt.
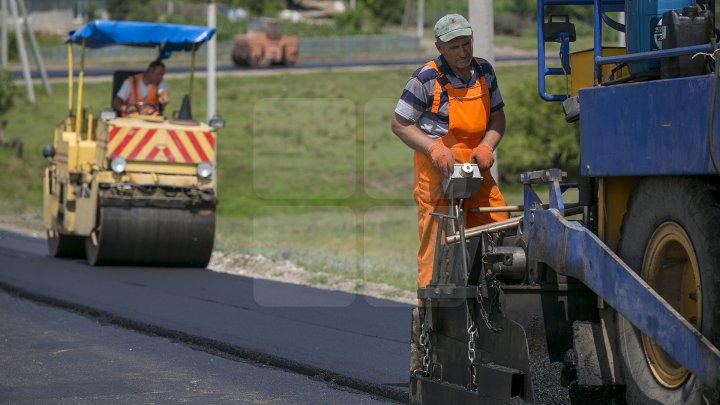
[395,55,504,139]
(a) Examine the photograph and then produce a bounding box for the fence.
[41,34,421,63]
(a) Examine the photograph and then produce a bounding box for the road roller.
[43,20,224,267]
[410,0,720,403]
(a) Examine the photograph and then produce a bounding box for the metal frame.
[520,171,720,389]
[536,0,717,101]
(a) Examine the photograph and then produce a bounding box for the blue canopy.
[67,20,216,59]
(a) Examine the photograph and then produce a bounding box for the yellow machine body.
[44,32,219,267]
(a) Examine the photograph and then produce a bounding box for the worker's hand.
[470,144,495,171]
[427,143,454,177]
[125,104,138,114]
[158,89,169,105]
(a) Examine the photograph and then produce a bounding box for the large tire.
[616,177,720,404]
[249,48,264,69]
[47,228,85,258]
[231,53,247,66]
[281,46,296,66]
[84,206,215,267]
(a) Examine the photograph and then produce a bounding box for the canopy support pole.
[189,44,196,102]
[67,43,73,129]
[74,38,85,138]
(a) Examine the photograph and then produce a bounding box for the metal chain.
[467,321,478,363]
[470,364,478,390]
[477,284,501,332]
[420,323,431,372]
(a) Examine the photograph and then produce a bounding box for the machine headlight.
[110,157,126,174]
[100,110,117,121]
[209,114,225,130]
[197,162,213,178]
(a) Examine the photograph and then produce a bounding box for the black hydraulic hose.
[603,62,628,83]
[708,36,720,175]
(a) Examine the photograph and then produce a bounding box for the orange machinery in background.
[231,18,298,68]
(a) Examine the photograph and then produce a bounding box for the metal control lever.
[442,163,483,200]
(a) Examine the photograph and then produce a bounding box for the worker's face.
[436,36,473,71]
[147,66,165,85]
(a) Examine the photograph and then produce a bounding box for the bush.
[495,12,532,36]
[107,0,158,22]
[0,68,15,117]
[334,0,405,34]
[499,69,579,181]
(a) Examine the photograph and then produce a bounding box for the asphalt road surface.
[0,229,411,403]
[13,55,539,80]
[0,290,390,404]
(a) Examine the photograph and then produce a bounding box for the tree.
[334,0,405,34]
[0,68,15,120]
[500,71,580,181]
[222,0,286,16]
[107,0,158,22]
[0,67,20,157]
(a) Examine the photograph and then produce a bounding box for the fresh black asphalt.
[0,289,392,404]
[0,229,411,402]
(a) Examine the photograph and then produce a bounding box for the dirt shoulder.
[0,216,415,306]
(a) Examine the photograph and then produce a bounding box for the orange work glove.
[470,144,495,171]
[427,143,454,177]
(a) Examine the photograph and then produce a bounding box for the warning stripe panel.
[127,129,157,160]
[145,146,161,161]
[168,130,193,163]
[111,127,139,157]
[203,131,215,150]
[107,126,215,163]
[163,147,176,162]
[108,126,122,143]
[185,131,209,162]
[180,132,201,162]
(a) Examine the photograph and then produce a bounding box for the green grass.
[1,64,555,293]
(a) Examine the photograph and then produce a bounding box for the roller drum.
[85,205,215,267]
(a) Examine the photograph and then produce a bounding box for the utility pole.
[469,0,499,181]
[416,0,424,40]
[207,0,216,121]
[469,0,494,66]
[2,0,51,102]
[1,0,7,67]
[8,0,33,102]
[17,0,50,94]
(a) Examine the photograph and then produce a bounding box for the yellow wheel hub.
[640,222,701,389]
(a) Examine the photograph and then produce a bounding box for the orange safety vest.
[122,73,159,117]
[414,59,508,288]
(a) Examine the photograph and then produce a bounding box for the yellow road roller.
[43,20,224,266]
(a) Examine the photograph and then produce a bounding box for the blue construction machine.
[409,0,720,403]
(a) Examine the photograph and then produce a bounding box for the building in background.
[24,0,108,33]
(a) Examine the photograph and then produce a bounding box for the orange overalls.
[122,73,159,117]
[414,60,508,288]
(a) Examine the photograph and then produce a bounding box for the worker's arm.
[113,96,129,114]
[471,108,506,171]
[481,108,506,150]
[391,112,454,177]
[158,80,169,105]
[391,113,437,154]
[158,88,169,105]
[113,79,133,114]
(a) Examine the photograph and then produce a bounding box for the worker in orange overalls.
[113,61,169,117]
[390,13,509,372]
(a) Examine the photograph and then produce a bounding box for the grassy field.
[0,64,559,296]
